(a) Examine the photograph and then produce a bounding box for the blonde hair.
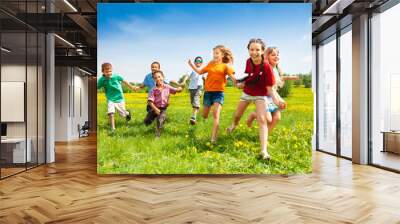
[266,47,283,76]
[213,45,234,64]
[266,47,285,88]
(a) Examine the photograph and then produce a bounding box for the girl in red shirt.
[227,38,285,160]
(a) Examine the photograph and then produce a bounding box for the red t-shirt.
[243,58,275,96]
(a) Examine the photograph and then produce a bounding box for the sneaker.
[190,116,196,125]
[260,151,271,161]
[226,125,235,134]
[126,110,131,122]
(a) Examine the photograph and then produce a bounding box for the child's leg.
[202,106,211,119]
[115,102,131,121]
[108,113,116,130]
[156,109,167,133]
[190,89,200,118]
[192,107,199,117]
[202,92,212,119]
[144,110,156,126]
[266,111,272,123]
[254,100,269,158]
[246,112,257,128]
[193,89,201,118]
[115,102,129,117]
[211,102,222,142]
[268,111,281,134]
[227,101,250,133]
[107,101,116,130]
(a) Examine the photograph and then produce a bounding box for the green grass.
[97,87,313,174]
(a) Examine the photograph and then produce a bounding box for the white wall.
[55,66,69,141]
[1,65,26,139]
[1,65,42,136]
[55,66,89,141]
[1,63,46,164]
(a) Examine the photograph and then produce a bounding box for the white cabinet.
[1,138,31,163]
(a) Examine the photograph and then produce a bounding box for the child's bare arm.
[169,78,186,88]
[236,82,244,89]
[268,86,286,109]
[227,73,237,87]
[179,75,189,86]
[188,59,204,74]
[122,80,139,91]
[148,101,160,115]
[282,75,300,81]
[137,83,146,90]
[176,87,183,93]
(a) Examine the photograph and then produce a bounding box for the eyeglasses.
[194,60,203,63]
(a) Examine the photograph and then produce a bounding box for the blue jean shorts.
[266,96,278,113]
[203,91,224,107]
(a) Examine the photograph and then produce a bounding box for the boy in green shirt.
[97,63,138,132]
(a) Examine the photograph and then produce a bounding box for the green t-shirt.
[97,74,124,103]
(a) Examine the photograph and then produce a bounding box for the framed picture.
[97,3,312,174]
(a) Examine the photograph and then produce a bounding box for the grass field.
[97,86,313,174]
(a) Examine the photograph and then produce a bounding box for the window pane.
[340,29,352,158]
[27,31,38,169]
[1,30,27,177]
[371,3,400,171]
[318,37,337,154]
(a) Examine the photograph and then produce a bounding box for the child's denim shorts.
[203,91,224,107]
[266,96,278,113]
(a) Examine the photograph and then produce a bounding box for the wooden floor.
[373,151,400,171]
[1,136,400,223]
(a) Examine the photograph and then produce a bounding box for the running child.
[246,47,295,132]
[187,56,204,125]
[97,62,137,133]
[144,70,183,137]
[188,45,236,143]
[226,39,285,160]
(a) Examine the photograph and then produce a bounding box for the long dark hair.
[247,38,266,51]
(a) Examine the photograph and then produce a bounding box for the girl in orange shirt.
[188,45,236,143]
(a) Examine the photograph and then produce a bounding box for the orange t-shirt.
[200,62,234,92]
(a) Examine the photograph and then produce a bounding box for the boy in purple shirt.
[144,70,182,137]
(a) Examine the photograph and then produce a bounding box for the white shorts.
[107,101,128,116]
[240,92,266,102]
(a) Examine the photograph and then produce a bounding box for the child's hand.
[188,59,193,67]
[236,82,244,89]
[279,100,286,109]
[176,87,183,92]
[179,83,185,88]
[154,108,161,116]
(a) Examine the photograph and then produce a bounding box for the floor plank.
[0,135,399,223]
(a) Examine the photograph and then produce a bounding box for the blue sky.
[98,3,311,83]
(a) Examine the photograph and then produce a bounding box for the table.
[1,138,31,163]
[381,131,400,154]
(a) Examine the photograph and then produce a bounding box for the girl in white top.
[187,56,204,124]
